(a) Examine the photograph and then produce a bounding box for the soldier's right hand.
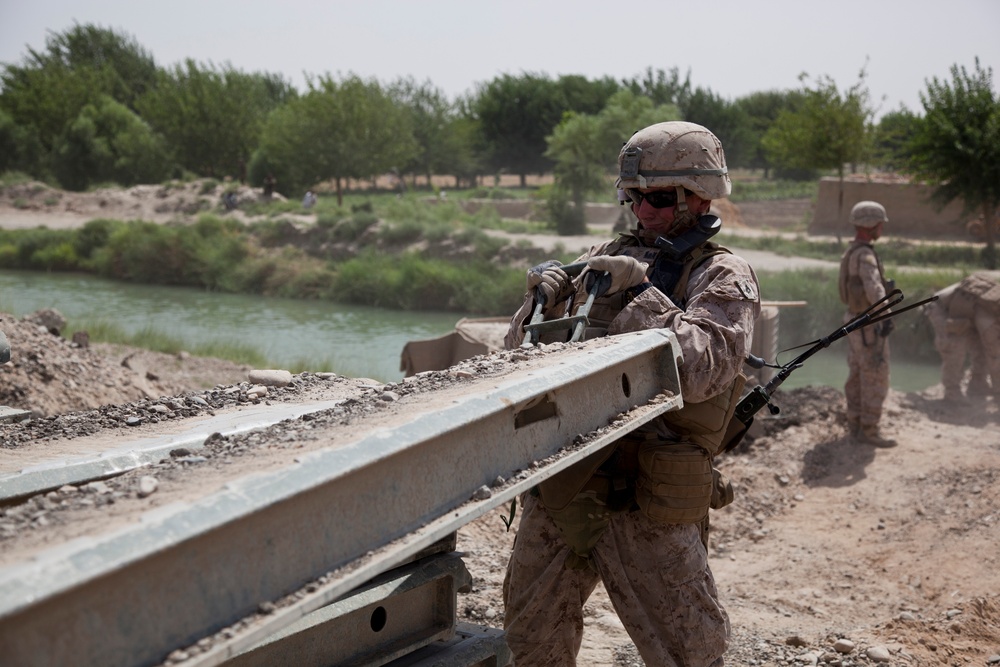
[526,260,573,305]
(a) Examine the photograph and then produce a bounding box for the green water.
[0,270,463,383]
[774,347,941,394]
[0,270,943,391]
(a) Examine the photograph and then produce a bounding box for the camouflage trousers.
[502,493,729,667]
[844,322,890,429]
[974,308,1000,393]
[927,309,990,396]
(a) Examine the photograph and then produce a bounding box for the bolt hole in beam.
[370,606,388,632]
[621,372,631,398]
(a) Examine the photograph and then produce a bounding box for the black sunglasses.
[626,188,678,209]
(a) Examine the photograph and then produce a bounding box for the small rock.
[246,385,268,399]
[833,638,855,654]
[258,601,276,614]
[138,476,159,498]
[170,448,193,458]
[472,486,492,501]
[125,416,143,426]
[248,369,293,387]
[380,391,400,402]
[866,646,891,662]
[797,651,819,666]
[785,635,808,647]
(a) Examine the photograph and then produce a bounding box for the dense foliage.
[904,59,1000,268]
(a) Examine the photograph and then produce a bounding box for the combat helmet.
[849,201,888,228]
[616,121,731,200]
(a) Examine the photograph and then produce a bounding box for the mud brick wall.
[809,177,970,240]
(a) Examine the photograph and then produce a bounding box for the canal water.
[0,270,942,390]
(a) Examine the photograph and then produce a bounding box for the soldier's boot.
[858,425,897,448]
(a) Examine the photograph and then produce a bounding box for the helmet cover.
[616,121,731,200]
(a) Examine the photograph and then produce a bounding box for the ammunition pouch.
[635,442,713,524]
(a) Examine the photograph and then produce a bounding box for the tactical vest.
[536,236,744,517]
[839,242,889,313]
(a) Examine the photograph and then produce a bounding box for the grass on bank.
[55,318,340,374]
[60,318,268,368]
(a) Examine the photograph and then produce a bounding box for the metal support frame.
[0,330,683,667]
[228,551,471,667]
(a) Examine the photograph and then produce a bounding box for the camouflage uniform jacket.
[506,232,761,440]
[839,241,888,315]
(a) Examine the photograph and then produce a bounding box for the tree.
[34,22,159,110]
[0,23,159,183]
[52,95,171,190]
[544,90,681,234]
[472,73,619,187]
[137,60,295,180]
[762,69,874,240]
[389,77,459,187]
[255,74,417,204]
[872,107,920,172]
[733,90,804,177]
[621,66,692,108]
[906,59,1000,268]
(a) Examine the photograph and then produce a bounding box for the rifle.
[720,288,938,453]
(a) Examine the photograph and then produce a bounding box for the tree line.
[1,23,997,261]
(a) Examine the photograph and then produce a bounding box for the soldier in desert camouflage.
[502,121,760,666]
[924,272,1000,403]
[838,201,897,447]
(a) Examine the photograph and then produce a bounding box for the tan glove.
[526,260,573,305]
[585,255,648,296]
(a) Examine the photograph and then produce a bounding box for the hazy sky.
[2,0,998,118]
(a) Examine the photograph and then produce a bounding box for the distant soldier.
[839,201,897,447]
[925,272,1000,402]
[262,173,277,201]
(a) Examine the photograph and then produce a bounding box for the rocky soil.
[1,183,999,666]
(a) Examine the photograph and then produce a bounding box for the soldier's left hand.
[585,255,648,296]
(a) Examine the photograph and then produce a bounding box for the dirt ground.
[1,183,999,665]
